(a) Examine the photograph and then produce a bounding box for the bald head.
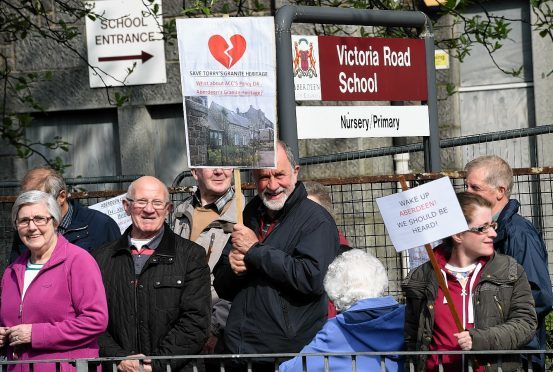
[21,166,66,196]
[124,176,171,239]
[127,176,170,202]
[21,166,69,217]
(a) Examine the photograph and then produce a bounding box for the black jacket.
[213,182,339,354]
[92,224,211,371]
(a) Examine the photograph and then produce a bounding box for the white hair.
[324,249,388,312]
[12,190,61,229]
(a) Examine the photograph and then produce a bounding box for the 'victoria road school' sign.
[295,36,427,102]
[319,36,427,101]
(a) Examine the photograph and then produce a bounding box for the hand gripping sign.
[376,176,468,332]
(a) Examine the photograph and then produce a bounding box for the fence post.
[75,359,89,372]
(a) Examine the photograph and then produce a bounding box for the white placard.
[85,0,166,87]
[376,177,468,252]
[296,105,429,139]
[176,17,277,168]
[89,194,131,234]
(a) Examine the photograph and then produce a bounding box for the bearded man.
[213,141,339,371]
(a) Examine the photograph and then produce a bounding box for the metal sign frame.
[275,5,441,172]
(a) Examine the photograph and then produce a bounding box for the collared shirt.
[127,229,164,275]
[193,187,235,213]
[257,208,280,241]
[57,202,74,234]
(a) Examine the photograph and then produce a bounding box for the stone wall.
[185,98,209,165]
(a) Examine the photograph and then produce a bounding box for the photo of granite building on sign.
[185,96,275,167]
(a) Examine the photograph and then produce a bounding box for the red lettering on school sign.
[317,36,427,101]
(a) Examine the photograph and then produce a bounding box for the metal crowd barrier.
[0,350,550,371]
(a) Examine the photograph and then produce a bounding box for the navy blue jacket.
[11,199,121,261]
[213,182,340,354]
[495,199,553,350]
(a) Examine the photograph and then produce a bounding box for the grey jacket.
[402,249,537,371]
[172,190,242,336]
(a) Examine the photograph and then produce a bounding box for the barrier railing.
[0,350,549,371]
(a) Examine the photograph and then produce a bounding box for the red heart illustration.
[208,34,247,69]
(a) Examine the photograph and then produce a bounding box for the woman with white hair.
[0,190,108,371]
[279,249,405,372]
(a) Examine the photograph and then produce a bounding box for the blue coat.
[279,296,405,372]
[11,199,121,261]
[495,199,553,350]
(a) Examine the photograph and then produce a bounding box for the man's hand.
[231,224,258,254]
[117,354,152,372]
[454,331,473,351]
[7,324,32,346]
[229,249,247,275]
[202,334,219,354]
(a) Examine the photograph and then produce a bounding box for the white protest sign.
[89,194,131,234]
[176,17,277,168]
[376,177,468,252]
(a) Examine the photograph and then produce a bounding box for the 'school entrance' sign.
[85,0,166,87]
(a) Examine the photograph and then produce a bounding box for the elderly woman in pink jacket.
[0,190,108,371]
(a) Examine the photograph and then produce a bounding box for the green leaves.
[445,83,457,96]
[114,91,130,107]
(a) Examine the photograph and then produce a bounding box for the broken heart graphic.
[208,34,247,69]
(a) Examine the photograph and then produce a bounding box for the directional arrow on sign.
[98,51,153,63]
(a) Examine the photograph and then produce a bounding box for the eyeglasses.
[16,215,53,227]
[126,198,168,210]
[467,222,498,234]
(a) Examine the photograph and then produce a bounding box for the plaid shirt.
[57,202,73,234]
[193,186,235,212]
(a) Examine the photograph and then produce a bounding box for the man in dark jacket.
[213,141,339,371]
[93,176,211,372]
[10,166,120,261]
[465,155,552,370]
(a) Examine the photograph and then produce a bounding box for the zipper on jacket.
[493,295,505,321]
[279,295,291,336]
[134,276,141,352]
[278,291,292,337]
[206,233,216,263]
[63,225,88,235]
[19,303,22,319]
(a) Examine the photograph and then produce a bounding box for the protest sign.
[89,194,131,234]
[177,17,277,168]
[376,177,467,252]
